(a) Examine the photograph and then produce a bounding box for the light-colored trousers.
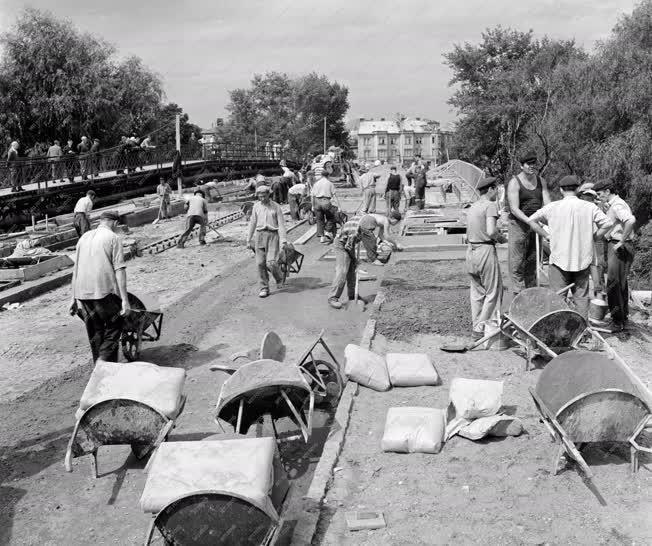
[466,243,503,335]
[362,187,377,213]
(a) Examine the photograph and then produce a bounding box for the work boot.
[328,298,342,309]
[259,288,269,298]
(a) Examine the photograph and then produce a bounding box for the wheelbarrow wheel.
[121,330,141,362]
[300,359,343,406]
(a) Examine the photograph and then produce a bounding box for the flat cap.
[558,175,580,188]
[194,189,206,197]
[100,210,120,221]
[593,178,614,191]
[256,185,271,194]
[476,176,498,191]
[580,189,597,198]
[519,151,538,164]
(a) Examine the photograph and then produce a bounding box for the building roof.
[358,117,434,135]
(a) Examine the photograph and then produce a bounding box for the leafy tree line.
[220,71,351,160]
[445,0,652,224]
[0,8,201,155]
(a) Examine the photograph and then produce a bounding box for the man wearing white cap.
[247,185,287,297]
[311,161,337,243]
[359,161,381,213]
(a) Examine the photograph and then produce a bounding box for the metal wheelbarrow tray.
[65,360,186,476]
[141,437,290,546]
[529,350,652,503]
[121,292,164,361]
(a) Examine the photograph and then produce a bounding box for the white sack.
[386,353,440,387]
[458,415,523,440]
[448,378,503,420]
[344,344,390,391]
[381,407,446,454]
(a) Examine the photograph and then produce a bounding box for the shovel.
[440,320,513,353]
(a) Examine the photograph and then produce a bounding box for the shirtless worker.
[506,151,551,293]
[465,177,506,340]
[358,211,402,265]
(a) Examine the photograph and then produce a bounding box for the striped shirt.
[338,217,361,251]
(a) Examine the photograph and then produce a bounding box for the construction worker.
[177,189,208,248]
[73,190,96,237]
[358,211,402,265]
[155,177,172,222]
[579,187,606,296]
[593,178,637,332]
[288,178,307,221]
[528,175,612,318]
[507,151,551,293]
[414,164,428,210]
[328,216,361,309]
[359,161,381,213]
[311,162,337,243]
[247,185,287,298]
[465,177,506,340]
[69,210,129,362]
[385,166,402,214]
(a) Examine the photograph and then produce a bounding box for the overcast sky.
[0,0,639,129]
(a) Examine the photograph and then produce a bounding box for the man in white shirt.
[69,210,129,362]
[73,190,96,237]
[359,162,382,213]
[280,159,294,203]
[177,189,208,248]
[47,140,63,182]
[594,178,637,331]
[528,175,612,316]
[288,179,307,221]
[247,185,288,297]
[311,162,337,243]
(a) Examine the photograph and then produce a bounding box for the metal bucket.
[589,298,608,322]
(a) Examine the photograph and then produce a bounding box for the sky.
[0,0,639,130]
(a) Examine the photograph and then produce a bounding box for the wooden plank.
[293,225,317,246]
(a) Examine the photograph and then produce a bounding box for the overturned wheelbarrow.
[529,350,652,504]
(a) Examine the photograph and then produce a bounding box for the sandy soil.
[316,260,652,546]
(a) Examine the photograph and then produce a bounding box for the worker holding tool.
[154,177,172,223]
[465,177,506,340]
[359,161,382,213]
[311,162,337,244]
[528,175,612,318]
[247,185,287,298]
[328,216,361,309]
[506,151,551,293]
[177,189,208,248]
[593,178,637,332]
[358,211,402,265]
[73,190,96,237]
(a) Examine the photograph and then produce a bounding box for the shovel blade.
[440,344,469,353]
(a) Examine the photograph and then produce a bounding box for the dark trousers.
[79,294,124,362]
[271,181,283,203]
[73,213,91,237]
[314,197,335,237]
[178,215,206,245]
[508,218,537,293]
[607,241,634,324]
[288,193,301,221]
[359,227,378,262]
[328,238,357,301]
[386,190,401,213]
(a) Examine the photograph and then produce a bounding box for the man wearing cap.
[414,164,428,210]
[73,190,96,237]
[506,151,551,293]
[528,175,612,316]
[358,211,402,265]
[247,185,287,298]
[155,177,173,222]
[177,189,208,248]
[465,177,507,339]
[385,166,403,214]
[594,178,637,331]
[311,162,337,243]
[359,162,381,213]
[69,210,130,362]
[77,136,91,180]
[328,216,361,309]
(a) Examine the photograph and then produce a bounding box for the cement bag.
[448,378,503,420]
[386,353,440,387]
[344,344,390,391]
[458,415,523,441]
[381,407,446,454]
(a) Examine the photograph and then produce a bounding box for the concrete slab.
[0,254,74,281]
[0,268,73,306]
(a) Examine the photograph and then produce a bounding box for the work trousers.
[466,244,502,335]
[414,182,426,210]
[591,239,606,294]
[271,180,283,204]
[78,294,124,362]
[328,238,356,302]
[548,264,590,318]
[282,176,294,203]
[50,159,62,181]
[362,187,377,213]
[158,197,170,219]
[255,229,282,289]
[73,213,91,237]
[288,193,301,221]
[314,197,335,237]
[386,190,401,213]
[79,157,89,179]
[178,215,206,245]
[606,240,634,324]
[9,166,21,190]
[359,227,378,262]
[508,218,537,293]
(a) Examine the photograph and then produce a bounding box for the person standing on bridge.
[73,190,96,237]
[62,139,77,183]
[177,189,208,248]
[47,140,63,183]
[69,210,130,362]
[90,138,101,177]
[77,136,91,180]
[506,151,551,293]
[247,185,287,298]
[7,141,23,192]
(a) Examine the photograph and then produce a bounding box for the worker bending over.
[177,189,208,248]
[247,185,288,298]
[358,211,402,265]
[528,175,612,318]
[328,217,361,309]
[73,190,96,237]
[465,177,506,340]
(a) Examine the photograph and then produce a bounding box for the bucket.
[588,298,608,321]
[484,323,513,351]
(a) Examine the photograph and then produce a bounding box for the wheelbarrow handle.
[555,283,575,295]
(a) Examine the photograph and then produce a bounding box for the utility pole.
[323,117,327,154]
[175,114,182,196]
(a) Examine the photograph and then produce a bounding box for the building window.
[379,149,387,158]
[363,137,371,145]
[390,137,396,145]
[378,137,386,145]
[363,149,371,159]
[431,136,436,144]
[404,148,413,157]
[415,137,422,145]
[405,137,412,145]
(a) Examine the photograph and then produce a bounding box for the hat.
[593,178,614,192]
[519,151,538,164]
[100,210,120,221]
[581,189,598,198]
[256,185,271,194]
[577,182,594,193]
[194,189,206,197]
[476,176,498,191]
[558,175,580,188]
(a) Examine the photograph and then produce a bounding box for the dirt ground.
[315,260,652,546]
